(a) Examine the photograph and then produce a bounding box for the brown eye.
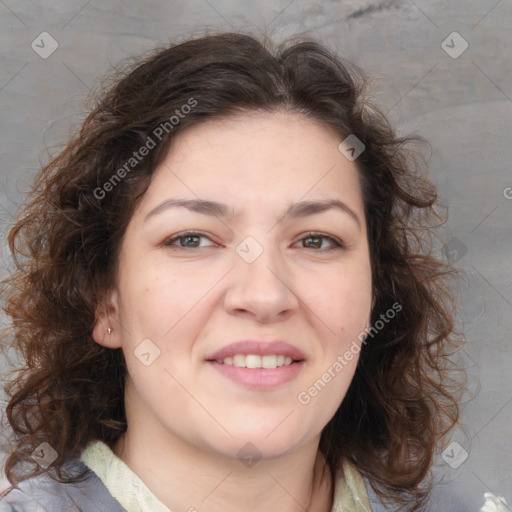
[297,233,345,251]
[163,231,216,249]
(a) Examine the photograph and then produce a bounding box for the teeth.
[215,354,294,368]
[233,354,245,367]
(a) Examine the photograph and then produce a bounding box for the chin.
[210,429,307,463]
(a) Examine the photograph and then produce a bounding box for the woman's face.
[94,110,373,460]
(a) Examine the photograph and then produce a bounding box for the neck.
[112,425,333,512]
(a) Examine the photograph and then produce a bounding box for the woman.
[0,32,466,511]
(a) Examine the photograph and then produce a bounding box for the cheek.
[303,262,372,331]
[117,267,222,380]
[119,265,208,337]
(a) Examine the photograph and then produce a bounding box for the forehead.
[166,110,342,162]
[139,111,365,221]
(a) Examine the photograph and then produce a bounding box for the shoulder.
[362,477,474,512]
[0,458,125,512]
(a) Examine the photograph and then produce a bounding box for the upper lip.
[206,340,306,362]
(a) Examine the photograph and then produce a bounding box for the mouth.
[204,340,306,389]
[206,356,305,390]
[206,354,303,369]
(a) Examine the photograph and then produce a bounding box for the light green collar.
[80,440,371,512]
[333,458,372,511]
[80,440,169,512]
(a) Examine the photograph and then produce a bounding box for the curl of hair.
[0,31,465,510]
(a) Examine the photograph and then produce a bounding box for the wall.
[1,1,511,509]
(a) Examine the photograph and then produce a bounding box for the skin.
[93,110,373,512]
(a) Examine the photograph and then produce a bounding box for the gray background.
[0,1,511,510]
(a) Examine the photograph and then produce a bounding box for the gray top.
[0,459,125,512]
[0,458,471,512]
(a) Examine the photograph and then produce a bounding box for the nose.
[223,243,299,323]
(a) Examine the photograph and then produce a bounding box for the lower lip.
[207,361,305,389]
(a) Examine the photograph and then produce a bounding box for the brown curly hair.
[0,31,465,510]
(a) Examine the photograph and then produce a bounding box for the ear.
[92,288,122,349]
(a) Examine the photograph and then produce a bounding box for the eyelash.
[162,231,345,251]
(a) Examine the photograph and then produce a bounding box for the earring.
[107,327,113,334]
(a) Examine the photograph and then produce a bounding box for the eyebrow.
[144,197,362,229]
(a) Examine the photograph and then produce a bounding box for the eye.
[296,232,345,251]
[162,231,218,249]
[161,231,345,251]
